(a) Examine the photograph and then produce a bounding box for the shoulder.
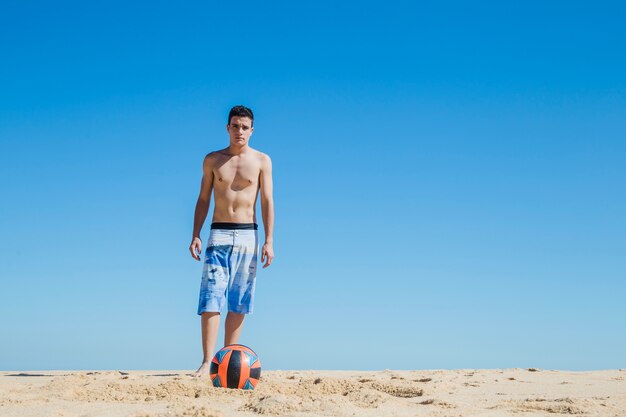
[258,152,272,171]
[245,148,271,166]
[204,149,229,163]
[254,150,272,165]
[202,151,222,172]
[205,149,224,159]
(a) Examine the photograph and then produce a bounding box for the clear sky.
[1,1,625,371]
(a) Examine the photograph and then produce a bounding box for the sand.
[1,368,624,416]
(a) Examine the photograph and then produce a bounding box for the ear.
[226,124,230,132]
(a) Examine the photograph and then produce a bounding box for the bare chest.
[213,157,260,191]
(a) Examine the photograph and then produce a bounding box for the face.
[227,116,254,147]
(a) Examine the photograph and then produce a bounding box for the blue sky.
[1,1,625,371]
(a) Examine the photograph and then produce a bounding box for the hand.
[261,242,274,268]
[189,237,202,261]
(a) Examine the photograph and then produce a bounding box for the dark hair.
[228,105,254,126]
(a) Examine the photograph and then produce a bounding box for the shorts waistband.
[211,222,258,230]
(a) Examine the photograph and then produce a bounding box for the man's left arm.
[259,154,274,268]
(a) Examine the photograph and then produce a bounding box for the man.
[189,105,274,377]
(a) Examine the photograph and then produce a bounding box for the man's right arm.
[190,154,214,261]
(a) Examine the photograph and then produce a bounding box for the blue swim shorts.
[197,224,259,315]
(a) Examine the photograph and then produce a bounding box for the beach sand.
[1,369,624,416]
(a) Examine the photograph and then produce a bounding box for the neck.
[227,144,249,155]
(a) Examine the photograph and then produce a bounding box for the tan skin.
[189,115,274,377]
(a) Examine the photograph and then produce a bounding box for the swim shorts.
[197,223,259,315]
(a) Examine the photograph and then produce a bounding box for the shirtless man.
[189,105,274,377]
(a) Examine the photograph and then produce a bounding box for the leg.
[224,312,245,345]
[194,312,220,377]
[223,229,257,346]
[195,232,231,377]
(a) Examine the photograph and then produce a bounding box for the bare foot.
[193,361,212,378]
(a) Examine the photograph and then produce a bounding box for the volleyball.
[209,344,261,389]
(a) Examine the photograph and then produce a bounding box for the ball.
[210,344,261,389]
